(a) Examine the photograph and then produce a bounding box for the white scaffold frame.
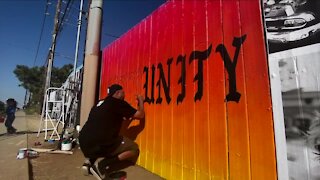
[37,87,65,140]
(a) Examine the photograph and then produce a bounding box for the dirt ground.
[25,115,164,180]
[26,115,93,180]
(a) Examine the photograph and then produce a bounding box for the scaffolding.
[37,66,83,140]
[37,87,65,140]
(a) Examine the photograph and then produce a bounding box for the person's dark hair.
[6,98,16,107]
[108,84,123,96]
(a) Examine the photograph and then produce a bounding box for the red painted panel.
[239,1,277,179]
[221,1,251,179]
[100,0,277,179]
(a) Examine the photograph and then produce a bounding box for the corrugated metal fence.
[100,0,277,179]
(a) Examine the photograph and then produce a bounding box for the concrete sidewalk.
[0,111,29,180]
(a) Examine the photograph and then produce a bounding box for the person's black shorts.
[80,136,139,159]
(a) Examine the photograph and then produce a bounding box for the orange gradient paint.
[99,0,277,179]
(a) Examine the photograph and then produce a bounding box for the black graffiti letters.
[216,35,246,103]
[143,34,247,105]
[189,44,212,102]
[176,55,186,104]
[143,65,155,104]
[143,67,150,103]
[156,58,173,104]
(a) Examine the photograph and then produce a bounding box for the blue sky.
[0,0,165,107]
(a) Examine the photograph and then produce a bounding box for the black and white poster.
[263,0,320,179]
[264,0,320,53]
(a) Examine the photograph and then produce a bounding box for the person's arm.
[132,95,145,119]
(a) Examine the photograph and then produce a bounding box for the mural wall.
[264,0,320,179]
[100,0,277,179]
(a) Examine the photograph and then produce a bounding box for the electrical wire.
[32,0,50,66]
[43,0,73,66]
[58,0,74,33]
[103,32,120,39]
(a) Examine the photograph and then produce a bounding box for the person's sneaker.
[90,163,104,180]
[81,163,92,176]
[7,129,16,134]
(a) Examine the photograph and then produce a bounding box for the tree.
[14,64,73,107]
[14,65,45,106]
[51,64,73,87]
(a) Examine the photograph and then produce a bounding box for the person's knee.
[123,139,139,154]
[125,143,139,162]
[128,148,139,163]
[131,148,139,156]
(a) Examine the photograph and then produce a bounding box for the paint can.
[17,149,26,159]
[61,141,72,151]
[108,171,127,180]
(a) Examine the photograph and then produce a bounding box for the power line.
[42,0,73,66]
[55,51,74,61]
[60,21,78,27]
[32,0,50,66]
[57,0,73,34]
[103,32,119,39]
[67,1,83,12]
[42,0,89,67]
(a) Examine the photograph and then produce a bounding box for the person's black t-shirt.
[79,96,137,148]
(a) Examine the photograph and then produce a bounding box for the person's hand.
[136,95,144,102]
[134,95,145,119]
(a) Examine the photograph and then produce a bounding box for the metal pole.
[73,0,84,84]
[66,0,84,128]
[79,0,103,126]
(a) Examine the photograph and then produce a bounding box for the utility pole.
[79,0,103,126]
[44,0,61,91]
[41,0,62,117]
[23,89,28,107]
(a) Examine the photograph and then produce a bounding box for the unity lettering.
[143,34,247,105]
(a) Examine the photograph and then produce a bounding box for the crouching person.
[79,84,145,179]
